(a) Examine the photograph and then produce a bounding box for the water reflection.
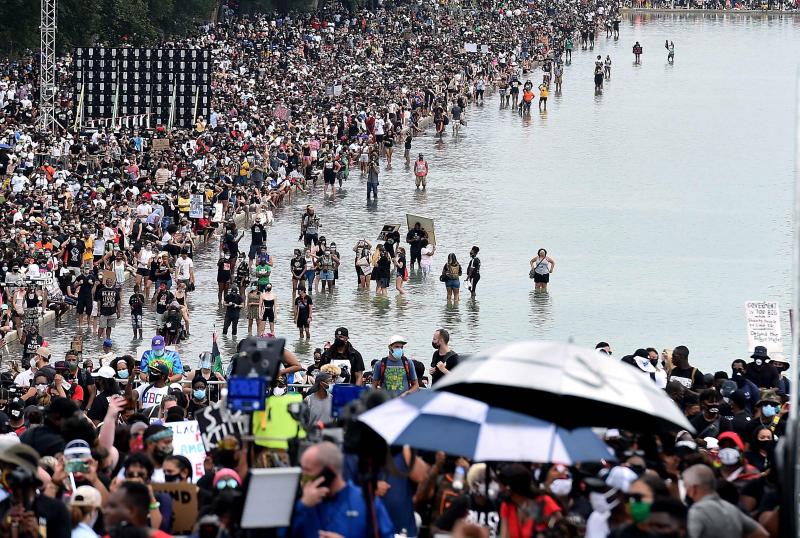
[529,290,554,336]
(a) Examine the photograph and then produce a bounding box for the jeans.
[305,270,315,290]
[367,182,378,199]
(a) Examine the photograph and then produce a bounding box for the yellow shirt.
[178,196,190,213]
[539,85,548,98]
[83,237,94,261]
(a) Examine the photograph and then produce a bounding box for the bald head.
[301,441,343,476]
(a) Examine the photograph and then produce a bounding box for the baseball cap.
[0,443,42,477]
[388,334,407,346]
[152,363,170,377]
[92,365,116,379]
[151,335,166,350]
[70,485,102,508]
[335,327,348,338]
[103,339,113,347]
[717,431,745,451]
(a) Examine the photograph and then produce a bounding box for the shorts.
[360,154,369,163]
[262,309,275,322]
[249,243,262,259]
[533,272,550,283]
[131,314,143,329]
[320,270,334,281]
[156,312,165,328]
[377,277,389,289]
[136,267,150,277]
[76,300,92,315]
[98,315,116,328]
[297,316,310,329]
[375,134,384,143]
[445,279,461,289]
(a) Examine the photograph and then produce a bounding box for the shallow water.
[23,13,800,374]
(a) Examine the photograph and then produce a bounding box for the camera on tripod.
[227,336,285,413]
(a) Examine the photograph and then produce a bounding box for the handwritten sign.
[189,194,204,218]
[152,482,198,535]
[165,420,206,483]
[745,301,783,353]
[196,400,249,450]
[152,138,170,151]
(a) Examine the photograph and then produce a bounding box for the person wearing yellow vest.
[538,81,548,112]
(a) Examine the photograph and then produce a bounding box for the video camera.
[227,336,285,413]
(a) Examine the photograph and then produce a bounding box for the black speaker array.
[73,48,212,128]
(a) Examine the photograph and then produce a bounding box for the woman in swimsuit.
[259,284,277,336]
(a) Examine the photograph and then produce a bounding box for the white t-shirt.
[136,384,169,409]
[14,369,35,388]
[175,257,193,280]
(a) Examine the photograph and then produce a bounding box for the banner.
[406,214,436,246]
[165,420,206,483]
[196,400,249,451]
[745,301,783,353]
[152,482,198,535]
[189,194,204,218]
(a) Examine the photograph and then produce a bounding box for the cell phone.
[65,459,89,474]
[318,466,336,489]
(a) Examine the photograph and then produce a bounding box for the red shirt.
[500,496,561,537]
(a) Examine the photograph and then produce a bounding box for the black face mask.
[432,341,440,349]
[333,338,345,350]
[163,473,181,483]
[683,494,693,508]
[148,373,162,384]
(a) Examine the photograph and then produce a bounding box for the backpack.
[377,356,411,387]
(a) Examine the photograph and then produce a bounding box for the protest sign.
[152,482,198,535]
[464,43,478,53]
[152,138,170,151]
[406,214,436,245]
[745,301,783,353]
[196,400,249,450]
[189,194,204,218]
[377,224,401,242]
[212,202,224,222]
[165,420,206,483]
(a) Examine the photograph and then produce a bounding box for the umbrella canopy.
[433,341,693,433]
[0,144,12,150]
[358,390,615,464]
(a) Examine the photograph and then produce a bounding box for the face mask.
[193,389,207,400]
[153,445,173,464]
[200,359,211,369]
[629,499,651,524]
[549,478,572,497]
[325,384,334,395]
[718,447,740,466]
[153,348,165,358]
[391,348,404,360]
[117,369,129,379]
[762,405,778,418]
[67,361,78,372]
[163,473,181,483]
[755,359,763,366]
[148,373,162,384]
[273,386,286,396]
[36,384,48,394]
[431,341,440,349]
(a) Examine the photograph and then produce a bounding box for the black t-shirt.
[251,223,267,245]
[321,344,366,378]
[95,285,120,316]
[66,242,85,266]
[435,494,500,535]
[406,229,426,248]
[431,350,460,385]
[217,258,232,281]
[23,333,44,360]
[155,290,174,314]
[669,366,704,390]
[225,292,243,317]
[129,292,145,315]
[87,390,113,421]
[74,274,96,299]
[291,256,306,278]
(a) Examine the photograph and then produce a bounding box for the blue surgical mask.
[193,389,206,400]
[391,348,404,360]
[325,384,333,395]
[117,369,129,379]
[762,404,778,418]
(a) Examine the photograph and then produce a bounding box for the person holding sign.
[406,222,428,271]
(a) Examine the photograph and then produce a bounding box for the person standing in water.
[530,249,556,291]
[564,36,573,63]
[633,41,643,64]
[553,62,564,94]
[665,40,675,63]
[466,246,481,298]
[538,80,548,112]
[604,55,612,79]
[414,154,429,190]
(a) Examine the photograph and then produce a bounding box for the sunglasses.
[125,471,148,480]
[215,478,239,490]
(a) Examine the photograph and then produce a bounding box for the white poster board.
[464,43,478,53]
[745,301,783,353]
[165,420,207,483]
[189,194,204,218]
[212,202,224,222]
[480,45,490,53]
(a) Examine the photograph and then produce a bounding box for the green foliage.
[0,0,221,56]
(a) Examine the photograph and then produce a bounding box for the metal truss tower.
[38,0,57,133]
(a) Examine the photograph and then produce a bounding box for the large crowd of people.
[0,0,792,536]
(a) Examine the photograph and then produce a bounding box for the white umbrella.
[433,340,694,433]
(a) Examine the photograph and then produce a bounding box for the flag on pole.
[212,332,224,376]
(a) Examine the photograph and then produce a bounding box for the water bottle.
[452,465,465,491]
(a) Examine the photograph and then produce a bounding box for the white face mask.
[272,386,286,397]
[719,447,741,466]
[550,478,573,497]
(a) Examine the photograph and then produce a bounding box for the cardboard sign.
[165,420,206,483]
[102,270,116,287]
[152,138,170,151]
[406,214,436,246]
[152,482,198,535]
[745,301,783,353]
[196,400,249,450]
[377,224,401,242]
[189,194,204,218]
